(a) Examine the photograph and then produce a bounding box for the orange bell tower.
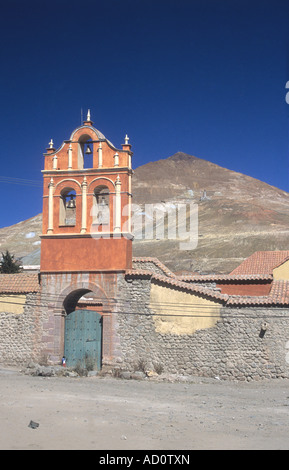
[40,110,133,272]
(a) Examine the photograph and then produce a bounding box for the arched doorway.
[63,289,103,370]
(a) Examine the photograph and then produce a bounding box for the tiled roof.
[125,269,152,278]
[0,273,40,293]
[125,269,228,303]
[128,254,289,307]
[269,280,289,304]
[133,255,278,281]
[132,257,176,277]
[230,251,289,275]
[178,274,273,282]
[126,267,289,307]
[151,273,228,302]
[227,280,289,306]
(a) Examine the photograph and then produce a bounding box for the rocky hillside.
[0,214,42,265]
[1,152,289,274]
[132,153,289,273]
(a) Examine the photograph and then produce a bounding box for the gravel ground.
[1,366,289,450]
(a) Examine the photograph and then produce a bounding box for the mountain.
[1,152,289,273]
[0,214,42,264]
[132,153,289,273]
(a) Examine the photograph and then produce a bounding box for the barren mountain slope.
[132,153,289,273]
[1,152,289,273]
[0,214,42,263]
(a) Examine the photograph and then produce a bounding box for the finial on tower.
[46,139,55,153]
[84,109,93,125]
[122,134,131,151]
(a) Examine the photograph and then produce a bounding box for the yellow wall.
[150,283,221,335]
[273,260,289,280]
[0,295,26,314]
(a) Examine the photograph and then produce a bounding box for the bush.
[0,250,22,273]
[85,354,96,371]
[74,361,87,376]
[153,362,164,375]
[134,358,148,372]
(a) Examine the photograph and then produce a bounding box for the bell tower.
[40,111,133,272]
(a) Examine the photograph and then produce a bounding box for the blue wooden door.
[64,309,102,370]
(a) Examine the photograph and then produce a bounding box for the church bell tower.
[40,111,133,272]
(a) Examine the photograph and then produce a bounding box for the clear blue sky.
[0,0,289,228]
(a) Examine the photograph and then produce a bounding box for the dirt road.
[1,366,289,450]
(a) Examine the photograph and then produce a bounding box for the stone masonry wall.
[2,274,289,381]
[116,276,289,381]
[0,293,44,365]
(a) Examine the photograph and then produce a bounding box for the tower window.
[60,189,76,226]
[78,135,93,169]
[93,186,110,226]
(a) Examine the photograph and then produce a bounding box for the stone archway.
[63,288,93,314]
[40,272,117,367]
[58,281,112,369]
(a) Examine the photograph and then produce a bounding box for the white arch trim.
[88,177,115,190]
[55,178,82,190]
[70,125,106,141]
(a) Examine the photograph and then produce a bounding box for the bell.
[67,195,76,208]
[85,145,92,155]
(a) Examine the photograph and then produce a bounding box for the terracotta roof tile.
[151,273,228,302]
[126,268,289,307]
[125,269,152,278]
[0,273,40,293]
[178,274,273,282]
[267,279,289,304]
[128,255,289,307]
[230,251,289,275]
[227,280,289,306]
[132,257,176,277]
[125,269,228,303]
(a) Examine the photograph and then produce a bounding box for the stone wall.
[116,276,289,381]
[0,293,43,365]
[2,272,289,381]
